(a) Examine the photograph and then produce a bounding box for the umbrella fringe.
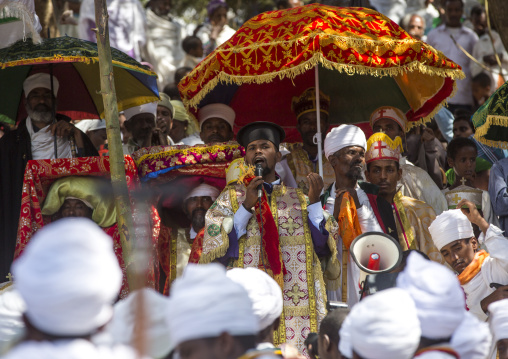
[1,56,156,76]
[183,52,464,111]
[474,115,508,149]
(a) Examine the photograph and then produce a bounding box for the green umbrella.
[473,81,508,149]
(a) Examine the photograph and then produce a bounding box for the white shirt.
[427,24,479,106]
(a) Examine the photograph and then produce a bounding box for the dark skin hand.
[421,127,436,142]
[307,173,324,205]
[480,285,508,314]
[46,121,84,149]
[457,199,489,234]
[333,188,361,220]
[242,176,265,210]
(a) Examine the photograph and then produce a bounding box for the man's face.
[177,338,220,359]
[210,6,227,27]
[365,160,402,201]
[170,119,187,143]
[149,0,171,16]
[471,11,486,36]
[445,0,463,28]
[59,198,93,219]
[440,238,477,273]
[408,15,425,40]
[296,112,329,149]
[452,119,474,139]
[245,139,281,176]
[125,113,155,142]
[87,128,108,150]
[157,105,173,135]
[183,195,214,233]
[372,118,404,141]
[448,146,477,181]
[26,87,54,124]
[498,338,508,359]
[330,146,365,181]
[200,118,233,144]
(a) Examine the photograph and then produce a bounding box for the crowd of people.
[2,0,508,358]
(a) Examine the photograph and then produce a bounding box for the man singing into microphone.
[199,121,340,355]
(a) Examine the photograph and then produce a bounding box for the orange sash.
[457,250,489,285]
[338,192,361,250]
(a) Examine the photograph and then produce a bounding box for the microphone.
[255,163,263,198]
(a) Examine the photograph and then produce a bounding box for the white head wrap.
[324,124,367,159]
[488,298,508,342]
[108,288,173,359]
[0,286,26,354]
[184,183,220,202]
[226,268,283,331]
[451,311,492,359]
[349,288,421,359]
[198,104,235,130]
[166,264,257,347]
[429,209,474,250]
[338,314,353,358]
[396,252,466,339]
[123,102,157,122]
[75,119,107,133]
[23,73,59,98]
[12,218,122,336]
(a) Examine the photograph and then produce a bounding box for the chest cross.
[286,283,306,305]
[281,217,299,235]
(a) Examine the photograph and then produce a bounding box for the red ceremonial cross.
[374,141,387,153]
[378,109,387,117]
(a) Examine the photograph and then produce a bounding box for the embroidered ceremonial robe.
[199,183,340,354]
[367,191,444,264]
[460,225,508,321]
[280,143,335,195]
[158,225,194,295]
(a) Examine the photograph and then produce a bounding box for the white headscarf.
[75,119,107,133]
[324,124,366,159]
[0,285,25,355]
[166,264,257,347]
[429,209,474,250]
[106,288,173,359]
[198,104,235,130]
[338,314,353,358]
[23,73,59,97]
[12,218,122,336]
[123,102,157,122]
[184,183,220,202]
[226,268,283,331]
[397,252,466,339]
[451,311,492,359]
[488,298,508,342]
[349,288,421,359]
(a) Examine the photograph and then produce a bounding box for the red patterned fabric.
[14,156,160,299]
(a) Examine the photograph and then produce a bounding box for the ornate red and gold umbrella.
[179,4,464,146]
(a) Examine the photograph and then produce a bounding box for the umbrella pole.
[314,66,324,178]
[93,0,137,290]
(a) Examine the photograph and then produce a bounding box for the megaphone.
[350,232,402,298]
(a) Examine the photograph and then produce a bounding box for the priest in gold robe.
[277,88,335,193]
[364,133,444,264]
[199,121,340,355]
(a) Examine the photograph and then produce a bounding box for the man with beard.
[280,87,335,194]
[322,124,381,305]
[122,102,168,154]
[197,103,235,145]
[199,121,340,355]
[364,132,443,263]
[0,73,97,280]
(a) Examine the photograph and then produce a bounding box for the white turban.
[396,252,466,339]
[75,119,107,133]
[166,264,257,347]
[429,209,474,250]
[12,218,122,336]
[23,73,59,98]
[324,124,367,159]
[0,286,25,354]
[226,268,283,331]
[184,183,220,202]
[108,288,173,359]
[488,298,508,342]
[349,288,421,359]
[198,104,235,130]
[451,311,492,359]
[123,102,157,122]
[338,314,353,358]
